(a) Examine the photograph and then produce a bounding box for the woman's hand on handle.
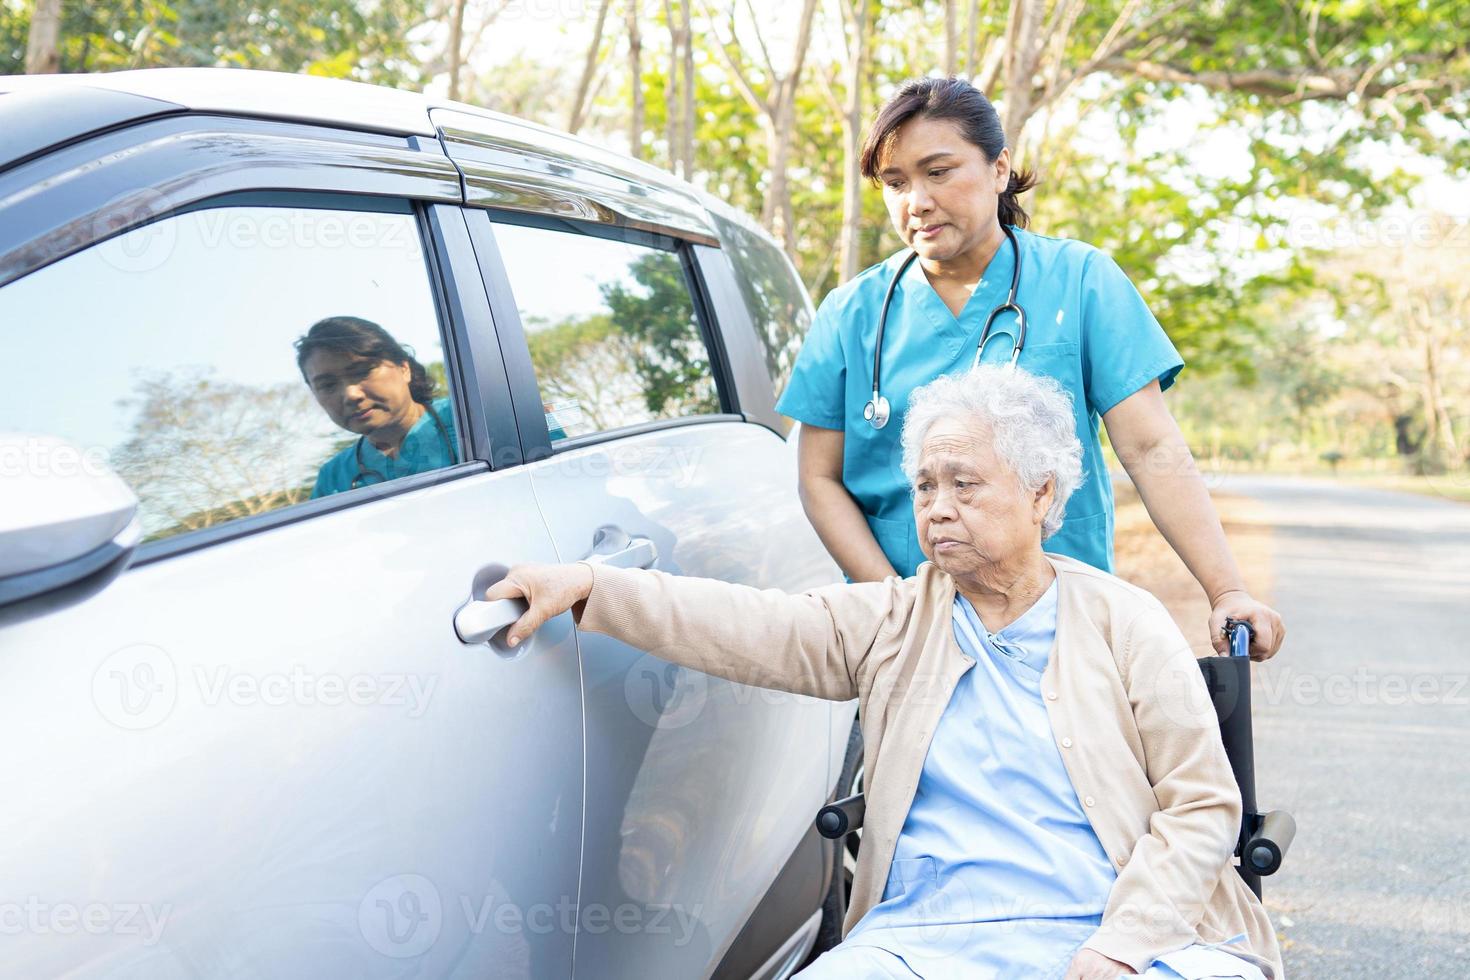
[484,563,595,647]
[1208,589,1285,660]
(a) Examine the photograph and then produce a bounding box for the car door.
[461,207,840,979]
[0,117,582,979]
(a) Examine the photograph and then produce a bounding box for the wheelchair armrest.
[816,792,866,839]
[1242,809,1296,877]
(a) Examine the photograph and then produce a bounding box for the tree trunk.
[662,0,680,173]
[568,0,614,132]
[944,0,957,76]
[25,0,63,74]
[628,0,644,159]
[447,0,468,101]
[679,0,695,179]
[837,0,871,283]
[1422,325,1459,461]
[1002,0,1045,144]
[768,0,819,254]
[964,0,977,77]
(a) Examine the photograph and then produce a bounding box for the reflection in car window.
[491,223,718,441]
[708,208,813,391]
[0,204,457,542]
[295,316,458,497]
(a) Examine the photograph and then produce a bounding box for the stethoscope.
[350,401,454,490]
[863,224,1027,429]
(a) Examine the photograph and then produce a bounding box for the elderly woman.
[489,365,1282,980]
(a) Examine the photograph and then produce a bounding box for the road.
[1215,475,1470,979]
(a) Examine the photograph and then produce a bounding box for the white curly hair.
[899,365,1085,540]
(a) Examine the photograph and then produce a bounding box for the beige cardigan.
[577,553,1283,978]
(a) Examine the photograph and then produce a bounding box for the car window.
[708,209,813,391]
[0,202,459,544]
[490,222,719,442]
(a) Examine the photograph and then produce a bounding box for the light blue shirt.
[775,228,1184,576]
[846,579,1118,977]
[311,396,458,498]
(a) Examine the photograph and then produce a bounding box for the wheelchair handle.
[1226,618,1254,658]
[1244,809,1297,877]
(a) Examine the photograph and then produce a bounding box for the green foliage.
[3,0,429,83]
[601,251,719,416]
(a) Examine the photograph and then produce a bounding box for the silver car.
[0,68,857,979]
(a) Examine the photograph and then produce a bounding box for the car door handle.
[585,535,658,570]
[454,597,528,645]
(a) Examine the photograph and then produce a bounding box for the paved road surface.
[1216,475,1470,979]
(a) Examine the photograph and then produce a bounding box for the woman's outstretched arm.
[485,562,913,702]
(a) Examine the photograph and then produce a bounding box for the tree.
[628,0,645,159]
[568,0,615,132]
[2,0,434,84]
[24,0,61,73]
[709,0,821,255]
[112,370,335,539]
[658,0,696,178]
[823,0,877,283]
[601,251,720,415]
[1328,221,1469,472]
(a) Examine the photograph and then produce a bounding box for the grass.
[1109,480,1277,658]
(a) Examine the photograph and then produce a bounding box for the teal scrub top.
[775,227,1183,576]
[311,396,458,498]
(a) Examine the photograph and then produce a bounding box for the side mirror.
[0,434,141,624]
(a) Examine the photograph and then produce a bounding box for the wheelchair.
[816,620,1296,898]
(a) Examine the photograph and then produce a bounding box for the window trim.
[0,114,461,289]
[463,207,740,462]
[132,461,491,568]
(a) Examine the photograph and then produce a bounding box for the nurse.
[295,316,458,498]
[777,76,1285,659]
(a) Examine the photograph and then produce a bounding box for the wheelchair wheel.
[804,717,864,963]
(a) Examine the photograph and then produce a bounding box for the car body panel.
[0,473,584,978]
[524,422,840,978]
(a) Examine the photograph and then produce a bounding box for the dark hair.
[294,316,436,405]
[859,76,1038,229]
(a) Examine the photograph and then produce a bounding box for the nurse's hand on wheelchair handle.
[1064,947,1133,980]
[1208,590,1285,661]
[485,563,595,648]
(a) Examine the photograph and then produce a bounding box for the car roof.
[0,67,709,211]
